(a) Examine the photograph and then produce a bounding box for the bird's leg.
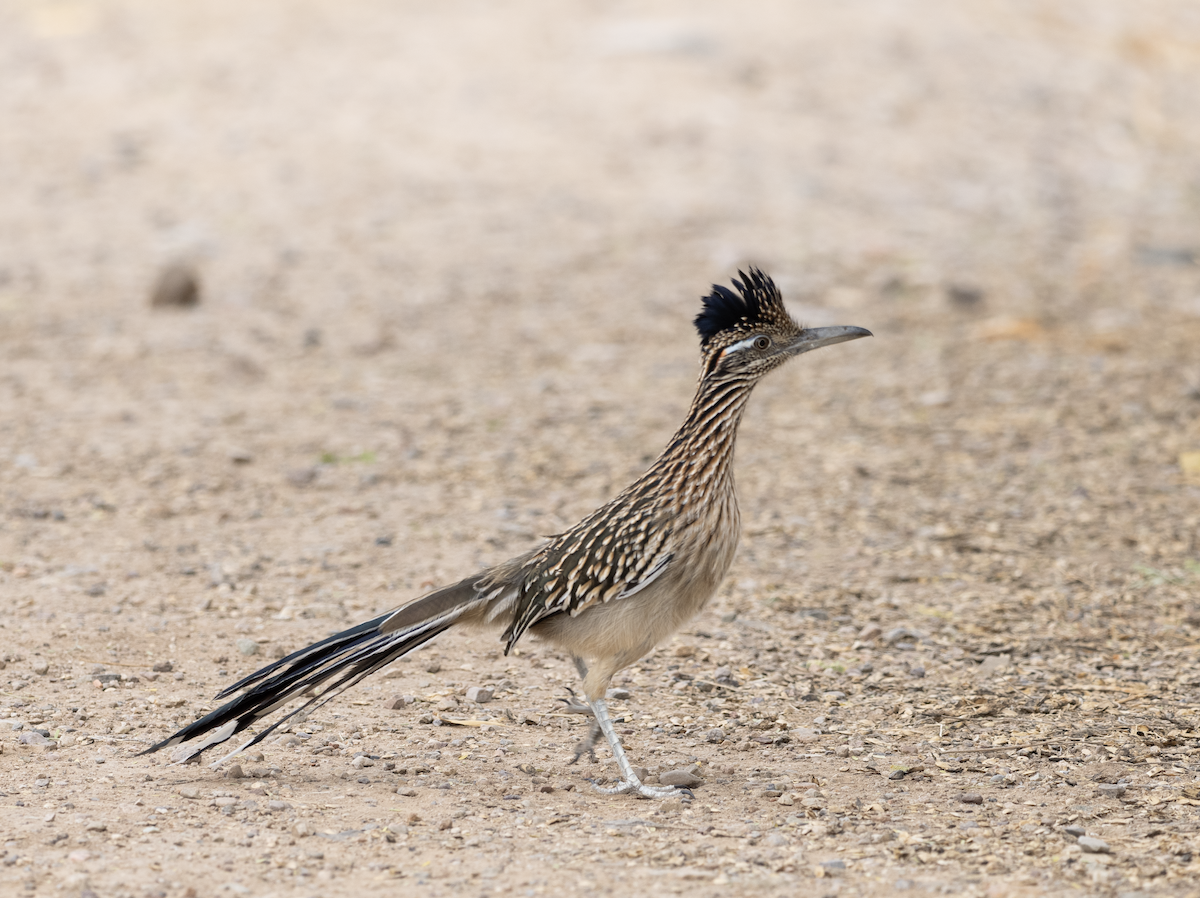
[557,686,600,764]
[586,697,683,799]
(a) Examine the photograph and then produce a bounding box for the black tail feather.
[141,612,451,760]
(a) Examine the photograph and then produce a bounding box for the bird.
[143,269,871,798]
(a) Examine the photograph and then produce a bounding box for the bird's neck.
[652,376,756,489]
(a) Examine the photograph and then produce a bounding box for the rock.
[214,797,238,808]
[713,666,739,686]
[31,659,49,675]
[884,626,921,646]
[267,800,292,812]
[465,686,494,703]
[1078,836,1110,854]
[236,639,260,657]
[1063,825,1086,837]
[152,661,174,673]
[659,767,703,788]
[423,661,441,674]
[959,792,983,804]
[764,832,788,846]
[224,764,244,779]
[150,261,201,308]
[385,695,415,710]
[607,687,631,700]
[228,447,253,464]
[977,654,1012,676]
[1097,783,1127,798]
[85,822,106,832]
[68,849,91,863]
[351,755,375,768]
[179,786,199,799]
[704,728,725,743]
[820,860,846,874]
[856,624,882,642]
[18,731,51,747]
[293,821,312,837]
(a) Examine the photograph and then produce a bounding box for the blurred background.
[2,0,1199,615]
[3,0,1199,333]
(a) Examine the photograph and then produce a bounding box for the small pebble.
[1078,836,1110,854]
[764,832,788,847]
[704,728,725,743]
[236,639,260,657]
[31,659,49,675]
[178,786,199,799]
[214,797,237,808]
[385,695,415,710]
[293,821,311,837]
[224,764,244,779]
[17,732,50,747]
[959,793,983,805]
[85,822,106,832]
[607,687,631,700]
[1063,825,1086,837]
[1097,783,1127,797]
[424,661,441,674]
[820,860,846,874]
[351,755,375,768]
[465,686,494,703]
[152,661,174,673]
[857,624,882,642]
[268,800,292,812]
[150,261,200,308]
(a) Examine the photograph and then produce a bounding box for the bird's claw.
[557,687,593,716]
[568,744,598,766]
[588,778,692,800]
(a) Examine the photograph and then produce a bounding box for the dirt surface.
[4,2,1200,896]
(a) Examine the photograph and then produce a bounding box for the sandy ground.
[3,1,1200,896]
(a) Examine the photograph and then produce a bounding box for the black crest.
[694,268,791,346]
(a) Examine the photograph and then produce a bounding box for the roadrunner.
[145,269,870,797]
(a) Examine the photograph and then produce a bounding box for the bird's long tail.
[141,577,481,765]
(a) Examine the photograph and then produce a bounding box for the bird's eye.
[753,335,771,351]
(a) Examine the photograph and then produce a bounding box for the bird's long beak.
[787,325,873,355]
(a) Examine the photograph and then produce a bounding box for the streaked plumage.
[144,269,871,798]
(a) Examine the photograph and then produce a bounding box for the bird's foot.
[557,687,593,716]
[590,778,693,800]
[569,743,599,766]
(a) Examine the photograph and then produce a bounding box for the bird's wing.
[498,491,675,652]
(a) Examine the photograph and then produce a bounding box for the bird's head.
[694,268,871,381]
